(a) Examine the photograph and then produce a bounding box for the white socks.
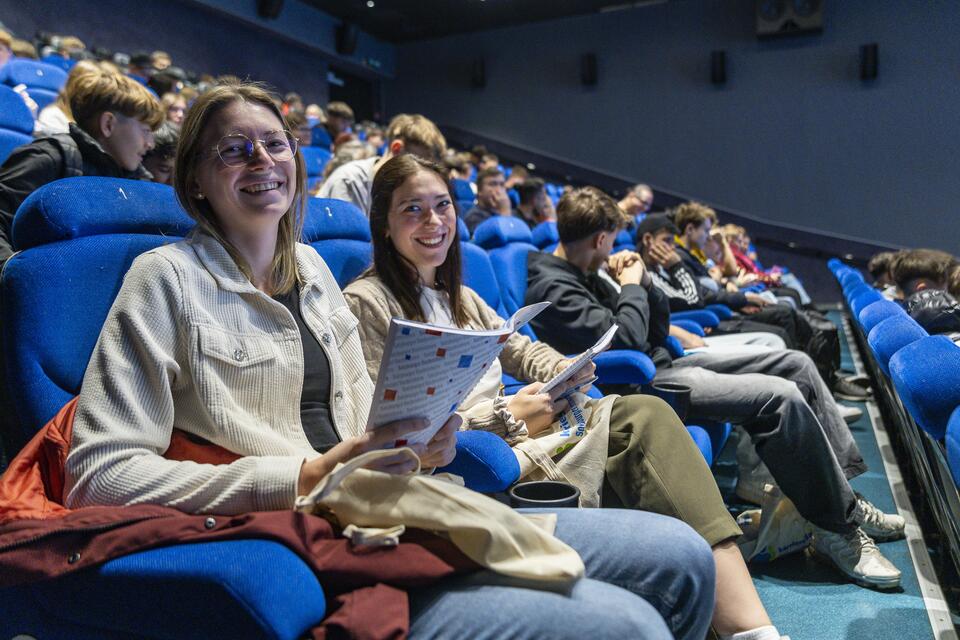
[720,626,783,640]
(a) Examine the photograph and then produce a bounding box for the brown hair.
[365,154,467,326]
[385,113,446,162]
[69,66,164,134]
[556,186,629,244]
[0,30,11,50]
[867,251,898,281]
[11,38,37,59]
[326,101,354,121]
[891,248,958,293]
[674,201,716,235]
[948,264,960,300]
[173,81,306,295]
[475,166,504,190]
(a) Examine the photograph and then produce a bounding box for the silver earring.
[196,193,204,200]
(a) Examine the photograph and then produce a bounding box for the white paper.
[538,324,619,395]
[366,302,551,446]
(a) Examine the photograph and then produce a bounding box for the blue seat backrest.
[456,216,469,241]
[0,130,31,165]
[12,178,194,251]
[0,84,35,134]
[451,178,475,202]
[946,406,960,488]
[472,216,533,250]
[1,59,67,91]
[858,299,905,333]
[850,287,883,318]
[40,55,76,72]
[889,336,960,440]
[2,234,183,451]
[300,146,332,178]
[530,220,558,250]
[487,241,540,340]
[302,198,372,288]
[461,242,509,319]
[867,313,929,376]
[28,88,58,111]
[506,188,520,208]
[311,127,333,149]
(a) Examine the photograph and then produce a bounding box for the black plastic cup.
[508,480,581,509]
[644,382,692,421]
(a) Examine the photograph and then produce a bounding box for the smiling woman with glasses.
[212,129,299,167]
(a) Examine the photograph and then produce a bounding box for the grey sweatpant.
[653,349,864,534]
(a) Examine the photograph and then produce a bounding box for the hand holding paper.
[539,324,619,396]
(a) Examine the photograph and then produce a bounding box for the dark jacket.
[673,243,747,309]
[0,123,150,263]
[525,252,672,367]
[903,289,960,335]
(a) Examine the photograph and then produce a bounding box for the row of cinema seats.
[829,258,960,579]
[0,177,519,640]
[0,175,736,638]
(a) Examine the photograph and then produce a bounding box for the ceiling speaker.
[710,50,726,85]
[336,23,358,55]
[581,53,598,86]
[257,0,283,20]
[471,58,486,89]
[860,43,878,81]
[755,0,824,39]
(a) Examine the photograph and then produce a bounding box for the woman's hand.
[419,414,461,469]
[507,382,571,437]
[554,358,597,391]
[297,417,432,495]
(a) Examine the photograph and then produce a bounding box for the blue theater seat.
[301,198,371,287]
[946,407,960,489]
[0,84,38,164]
[867,314,929,376]
[858,299,906,333]
[0,59,67,111]
[850,287,883,318]
[889,336,960,441]
[530,219,558,250]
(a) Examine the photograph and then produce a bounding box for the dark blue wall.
[386,1,960,251]
[0,0,396,105]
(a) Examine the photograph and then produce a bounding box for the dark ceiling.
[304,0,666,43]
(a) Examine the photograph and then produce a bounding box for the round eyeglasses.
[210,130,299,167]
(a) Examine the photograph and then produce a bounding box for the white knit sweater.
[64,232,373,515]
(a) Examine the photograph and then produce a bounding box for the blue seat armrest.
[684,425,714,466]
[703,304,734,320]
[593,350,656,386]
[439,430,521,493]
[665,335,685,358]
[670,310,720,329]
[672,319,705,337]
[2,540,326,640]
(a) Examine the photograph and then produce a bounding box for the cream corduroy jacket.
[64,232,373,515]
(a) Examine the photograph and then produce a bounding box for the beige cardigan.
[65,232,373,515]
[344,275,615,507]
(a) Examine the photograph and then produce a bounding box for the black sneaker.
[832,376,871,401]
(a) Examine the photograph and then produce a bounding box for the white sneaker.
[837,404,863,424]
[856,494,906,542]
[810,526,901,589]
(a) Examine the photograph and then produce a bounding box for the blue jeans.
[408,508,715,640]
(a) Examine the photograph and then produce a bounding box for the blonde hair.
[11,38,37,59]
[385,113,446,162]
[0,30,12,49]
[173,81,306,295]
[69,65,164,133]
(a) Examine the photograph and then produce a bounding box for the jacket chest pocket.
[194,325,280,418]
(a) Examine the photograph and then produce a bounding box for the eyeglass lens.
[217,131,297,166]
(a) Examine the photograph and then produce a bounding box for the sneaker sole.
[807,547,901,590]
[860,528,906,543]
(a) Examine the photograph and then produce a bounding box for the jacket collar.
[187,230,327,298]
[528,250,590,281]
[67,123,152,180]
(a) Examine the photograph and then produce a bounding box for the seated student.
[618,183,655,220]
[141,121,178,185]
[463,166,513,232]
[343,154,785,640]
[478,152,499,172]
[513,177,556,229]
[0,65,163,265]
[161,91,187,126]
[504,163,529,190]
[317,113,445,215]
[868,250,902,300]
[61,81,713,640]
[323,100,354,140]
[672,203,867,402]
[526,187,905,589]
[34,60,101,137]
[892,248,960,340]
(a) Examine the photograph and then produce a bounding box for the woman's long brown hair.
[365,154,467,326]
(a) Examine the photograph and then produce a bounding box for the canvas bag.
[736,484,813,563]
[294,447,585,585]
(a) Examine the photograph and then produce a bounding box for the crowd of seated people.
[0,24,927,640]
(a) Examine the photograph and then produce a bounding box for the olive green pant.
[602,394,742,547]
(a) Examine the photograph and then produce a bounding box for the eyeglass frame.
[205,130,300,167]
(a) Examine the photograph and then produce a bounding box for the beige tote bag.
[294,447,585,585]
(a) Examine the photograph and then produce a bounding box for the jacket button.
[68,552,81,564]
[335,391,344,400]
[321,333,332,345]
[204,517,217,529]
[233,348,247,362]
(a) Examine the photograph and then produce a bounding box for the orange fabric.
[0,398,242,525]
